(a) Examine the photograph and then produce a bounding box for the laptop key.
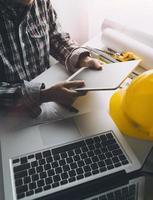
[15,170,28,179]
[35,187,42,194]
[84,172,92,177]
[100,167,107,172]
[81,146,88,152]
[29,168,36,175]
[43,150,51,158]
[20,157,27,164]
[93,136,100,143]
[28,154,34,159]
[32,174,39,182]
[80,153,87,159]
[86,138,94,145]
[54,154,60,161]
[108,144,120,151]
[47,169,55,177]
[83,165,91,172]
[66,157,73,164]
[78,160,85,167]
[119,154,127,161]
[105,159,112,166]
[114,162,122,167]
[73,155,80,161]
[44,185,51,191]
[68,177,76,183]
[15,179,23,187]
[76,174,84,180]
[70,162,77,169]
[107,165,114,170]
[39,159,45,165]
[112,157,119,163]
[29,182,36,190]
[16,185,28,194]
[91,163,98,170]
[17,193,25,199]
[46,156,53,163]
[55,167,62,174]
[61,179,68,185]
[85,158,92,165]
[14,163,30,173]
[35,153,42,160]
[53,175,61,182]
[52,141,85,155]
[45,177,53,185]
[36,166,43,173]
[24,176,31,184]
[52,161,58,168]
[59,159,66,166]
[44,163,51,170]
[37,180,45,187]
[61,152,67,159]
[98,161,105,168]
[40,171,47,179]
[88,144,95,151]
[31,161,38,167]
[61,172,68,180]
[122,160,129,165]
[92,169,99,175]
[26,190,34,196]
[63,165,70,172]
[76,168,83,175]
[13,159,20,164]
[112,149,123,156]
[52,182,59,188]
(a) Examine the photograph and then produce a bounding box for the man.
[0,0,103,118]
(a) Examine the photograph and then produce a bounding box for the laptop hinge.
[37,170,128,200]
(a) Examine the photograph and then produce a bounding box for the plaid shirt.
[0,0,89,117]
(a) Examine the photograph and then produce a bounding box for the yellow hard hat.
[109,70,153,141]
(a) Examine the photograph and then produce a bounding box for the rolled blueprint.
[102,19,153,49]
[102,27,153,69]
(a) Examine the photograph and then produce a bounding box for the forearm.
[0,81,44,117]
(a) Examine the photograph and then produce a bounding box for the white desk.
[0,34,153,200]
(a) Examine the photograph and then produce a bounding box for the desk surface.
[0,34,153,200]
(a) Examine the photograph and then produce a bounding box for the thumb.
[64,80,85,89]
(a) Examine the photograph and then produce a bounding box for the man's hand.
[78,55,103,70]
[40,80,86,107]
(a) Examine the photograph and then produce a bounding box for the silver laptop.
[0,110,141,200]
[0,61,141,200]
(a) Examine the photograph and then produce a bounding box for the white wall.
[51,0,153,44]
[88,0,153,39]
[51,0,89,44]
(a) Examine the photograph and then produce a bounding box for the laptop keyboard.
[12,130,129,199]
[86,183,136,200]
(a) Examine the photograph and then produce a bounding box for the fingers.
[89,58,103,70]
[64,80,85,89]
[65,88,87,97]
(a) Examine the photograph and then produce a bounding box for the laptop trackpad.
[39,118,81,147]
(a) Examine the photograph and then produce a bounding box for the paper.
[102,19,153,69]
[102,19,153,49]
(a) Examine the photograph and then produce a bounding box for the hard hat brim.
[109,89,153,141]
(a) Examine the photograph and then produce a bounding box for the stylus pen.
[63,105,79,113]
